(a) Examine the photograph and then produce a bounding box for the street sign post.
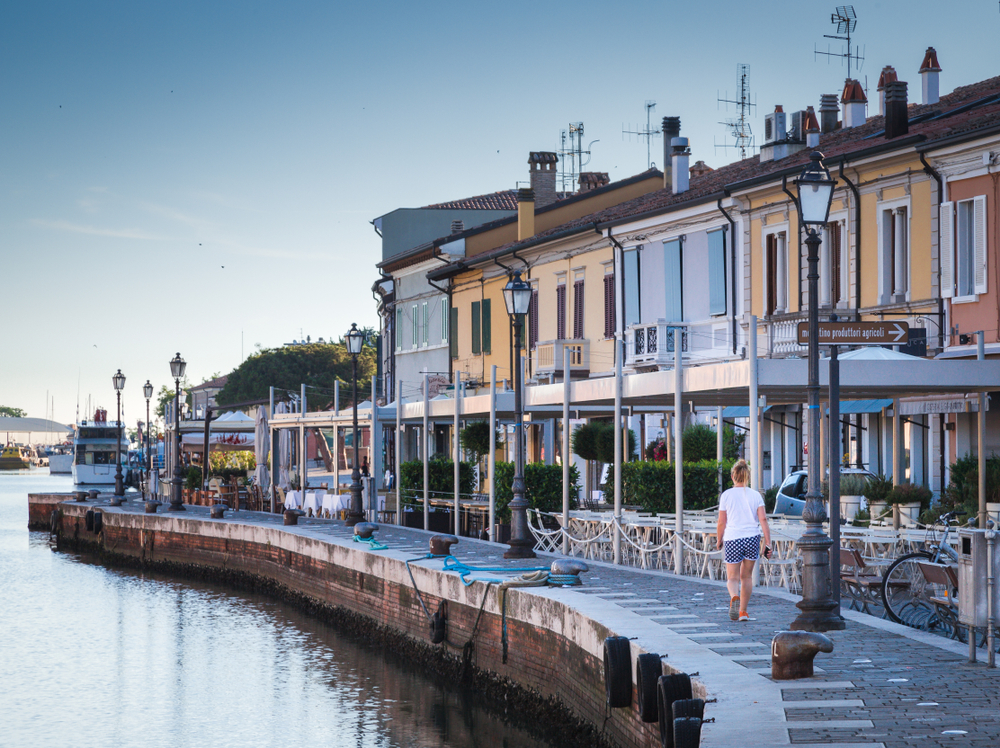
[796,321,909,346]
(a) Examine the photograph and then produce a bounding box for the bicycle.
[880,510,964,630]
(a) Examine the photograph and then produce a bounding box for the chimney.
[920,47,941,105]
[877,66,899,115]
[804,106,820,148]
[841,79,868,128]
[671,137,690,194]
[661,116,681,189]
[884,80,909,139]
[450,220,464,234]
[578,172,610,193]
[819,94,840,133]
[528,152,558,208]
[689,160,713,178]
[517,188,535,240]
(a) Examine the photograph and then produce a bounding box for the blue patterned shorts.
[724,535,762,564]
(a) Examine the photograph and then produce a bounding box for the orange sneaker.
[738,612,750,622]
[729,596,740,621]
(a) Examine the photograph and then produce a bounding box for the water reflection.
[0,473,555,748]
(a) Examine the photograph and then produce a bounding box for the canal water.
[0,472,557,748]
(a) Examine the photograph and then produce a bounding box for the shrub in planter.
[886,482,933,511]
[492,461,580,521]
[618,459,734,513]
[681,424,743,462]
[862,474,893,504]
[398,456,474,506]
[762,484,780,513]
[185,466,203,490]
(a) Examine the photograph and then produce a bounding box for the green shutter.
[450,307,458,359]
[482,298,491,354]
[471,301,482,355]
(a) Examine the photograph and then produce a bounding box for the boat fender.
[603,636,632,708]
[93,511,103,535]
[85,509,95,532]
[671,716,702,748]
[49,508,62,536]
[430,600,447,644]
[636,652,663,722]
[656,673,693,748]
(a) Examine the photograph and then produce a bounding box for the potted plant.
[838,473,869,522]
[886,482,933,527]
[862,474,893,523]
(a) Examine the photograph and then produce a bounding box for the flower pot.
[896,501,922,528]
[868,501,889,522]
[840,495,863,522]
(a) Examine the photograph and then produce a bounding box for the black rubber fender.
[85,509,95,532]
[430,600,447,644]
[603,636,632,708]
[672,716,702,748]
[49,508,62,536]
[672,698,705,721]
[92,511,103,534]
[657,673,693,748]
[636,653,663,722]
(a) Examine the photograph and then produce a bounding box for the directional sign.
[796,321,909,346]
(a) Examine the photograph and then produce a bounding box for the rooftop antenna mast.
[622,101,661,170]
[557,122,596,193]
[815,5,865,80]
[715,63,757,160]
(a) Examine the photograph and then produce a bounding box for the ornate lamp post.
[791,152,844,632]
[344,323,365,526]
[143,380,154,500]
[168,353,187,511]
[110,369,127,504]
[502,271,535,559]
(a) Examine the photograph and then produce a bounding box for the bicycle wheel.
[881,551,936,628]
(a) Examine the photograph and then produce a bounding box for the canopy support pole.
[489,365,497,542]
[674,329,685,575]
[613,338,623,565]
[454,370,462,537]
[423,373,429,531]
[563,346,572,554]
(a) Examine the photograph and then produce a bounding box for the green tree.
[681,423,742,462]
[0,406,27,418]
[217,342,376,410]
[155,382,191,419]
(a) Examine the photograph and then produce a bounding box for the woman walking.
[716,459,771,622]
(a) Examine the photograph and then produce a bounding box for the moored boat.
[0,443,33,470]
[72,408,130,484]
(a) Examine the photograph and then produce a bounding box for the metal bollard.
[771,631,834,679]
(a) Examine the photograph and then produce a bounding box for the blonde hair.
[731,459,750,485]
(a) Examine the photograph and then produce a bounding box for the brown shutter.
[604,274,615,339]
[556,285,566,340]
[573,279,584,339]
[831,223,842,305]
[766,234,777,316]
[529,290,539,349]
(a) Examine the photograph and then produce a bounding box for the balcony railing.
[534,339,589,378]
[765,311,807,356]
[625,321,688,368]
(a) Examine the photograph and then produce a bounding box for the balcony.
[534,339,589,381]
[625,321,688,369]
[764,311,807,356]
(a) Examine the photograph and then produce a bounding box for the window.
[603,272,615,339]
[528,288,539,349]
[573,276,585,339]
[411,305,418,349]
[556,282,567,340]
[764,231,787,316]
[942,197,988,299]
[623,248,640,327]
[664,238,683,321]
[449,307,458,358]
[471,301,481,355]
[829,221,843,306]
[395,307,402,351]
[707,228,726,316]
[482,298,491,354]
[441,298,448,342]
[421,302,429,347]
[879,205,908,302]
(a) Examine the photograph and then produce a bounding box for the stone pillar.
[893,209,906,300]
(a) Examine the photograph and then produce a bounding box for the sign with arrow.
[796,321,909,346]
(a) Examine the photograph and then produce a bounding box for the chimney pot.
[671,137,690,194]
[578,172,610,193]
[884,80,909,139]
[819,94,840,134]
[877,66,898,116]
[661,116,681,189]
[689,160,713,178]
[528,152,558,208]
[840,79,868,128]
[804,106,821,148]
[450,220,464,234]
[919,47,941,105]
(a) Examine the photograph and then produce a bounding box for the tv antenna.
[622,101,661,170]
[815,5,865,79]
[557,122,598,194]
[715,64,756,160]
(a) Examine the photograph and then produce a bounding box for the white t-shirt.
[719,486,764,542]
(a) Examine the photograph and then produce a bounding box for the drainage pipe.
[838,162,862,320]
[717,197,738,355]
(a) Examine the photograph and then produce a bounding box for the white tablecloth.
[284,490,302,510]
[322,493,351,516]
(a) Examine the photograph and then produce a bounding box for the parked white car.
[772,468,876,516]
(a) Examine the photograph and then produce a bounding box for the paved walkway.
[64,498,1000,747]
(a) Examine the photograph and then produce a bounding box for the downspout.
[919,152,946,352]
[838,162,862,322]
[494,258,516,381]
[602,226,627,368]
[717,197,738,355]
[427,249,454,379]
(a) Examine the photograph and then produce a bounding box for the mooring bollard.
[429,534,459,556]
[75,491,87,502]
[145,500,161,514]
[549,559,588,586]
[283,509,305,526]
[88,490,100,500]
[353,522,379,539]
[771,631,834,680]
[210,503,227,519]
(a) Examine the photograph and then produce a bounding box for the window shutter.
[422,303,429,347]
[482,298,491,354]
[708,229,726,316]
[831,223,842,305]
[556,285,566,340]
[441,298,448,341]
[766,234,777,315]
[974,195,988,295]
[573,279,584,339]
[411,305,418,349]
[395,308,402,351]
[603,274,615,339]
[471,301,481,355]
[449,307,458,358]
[664,239,683,321]
[940,202,955,298]
[529,290,539,349]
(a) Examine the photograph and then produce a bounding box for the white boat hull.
[72,463,122,485]
[49,454,73,474]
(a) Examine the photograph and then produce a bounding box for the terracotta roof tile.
[421,190,519,211]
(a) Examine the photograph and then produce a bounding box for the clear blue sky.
[3,0,997,428]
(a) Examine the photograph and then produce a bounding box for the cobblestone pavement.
[78,500,1000,747]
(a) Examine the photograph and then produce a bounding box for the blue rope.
[353,535,388,550]
[439,555,550,586]
[547,573,582,586]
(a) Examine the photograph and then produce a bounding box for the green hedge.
[618,459,735,512]
[492,462,580,521]
[399,457,475,505]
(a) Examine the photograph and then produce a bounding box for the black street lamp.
[345,323,365,526]
[143,380,154,501]
[168,353,187,511]
[502,271,535,559]
[111,369,126,503]
[790,152,844,632]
